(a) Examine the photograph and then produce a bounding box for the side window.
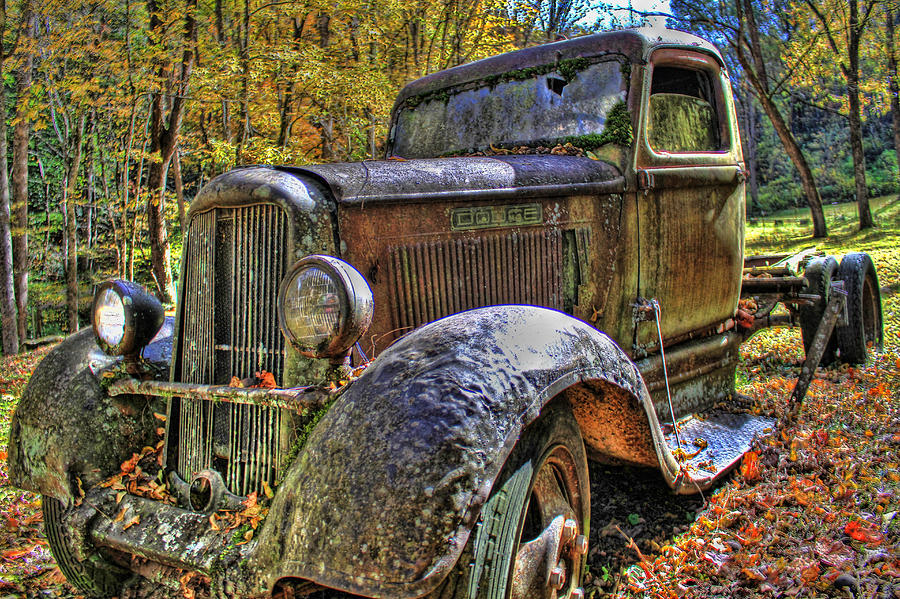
[648,66,724,153]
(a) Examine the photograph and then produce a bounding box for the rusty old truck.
[7,26,883,599]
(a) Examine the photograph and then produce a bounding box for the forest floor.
[0,197,898,598]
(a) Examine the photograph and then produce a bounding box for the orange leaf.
[229,376,244,388]
[120,453,141,474]
[2,544,37,560]
[868,383,888,398]
[740,567,766,582]
[844,520,884,545]
[122,515,140,530]
[799,562,820,584]
[0,450,7,461]
[740,451,761,481]
[99,474,122,489]
[252,371,277,389]
[241,492,258,511]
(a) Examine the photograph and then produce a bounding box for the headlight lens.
[278,256,373,358]
[92,280,165,356]
[95,288,126,346]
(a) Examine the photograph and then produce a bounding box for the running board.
[661,410,775,492]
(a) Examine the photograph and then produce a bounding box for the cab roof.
[393,27,724,110]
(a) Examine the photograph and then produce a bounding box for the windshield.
[390,58,629,159]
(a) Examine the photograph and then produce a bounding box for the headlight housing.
[278,255,374,359]
[92,280,165,356]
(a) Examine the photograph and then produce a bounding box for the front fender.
[7,319,173,505]
[248,306,657,598]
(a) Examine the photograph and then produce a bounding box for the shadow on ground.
[584,462,708,595]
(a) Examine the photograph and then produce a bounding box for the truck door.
[633,49,745,354]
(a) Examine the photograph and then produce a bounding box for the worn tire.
[835,252,883,364]
[799,256,840,365]
[430,398,590,599]
[43,496,124,597]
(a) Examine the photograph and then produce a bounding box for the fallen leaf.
[1,544,37,560]
[845,520,884,545]
[253,371,277,389]
[121,453,140,473]
[740,451,761,482]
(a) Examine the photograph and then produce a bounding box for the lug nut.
[572,534,588,556]
[570,588,585,599]
[562,518,578,543]
[549,564,566,590]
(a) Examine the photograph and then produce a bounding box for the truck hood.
[278,154,625,205]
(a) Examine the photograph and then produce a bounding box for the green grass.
[747,195,900,254]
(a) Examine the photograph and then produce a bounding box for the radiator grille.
[389,229,564,331]
[174,204,291,498]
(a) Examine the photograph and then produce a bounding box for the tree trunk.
[36,157,49,269]
[745,97,760,208]
[64,116,85,333]
[749,75,828,237]
[146,0,196,303]
[147,160,174,300]
[887,8,900,201]
[12,7,33,344]
[737,83,760,208]
[174,149,186,231]
[0,25,19,355]
[846,0,873,229]
[235,0,251,164]
[675,0,828,236]
[733,4,827,237]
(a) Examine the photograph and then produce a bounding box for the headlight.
[278,255,374,359]
[92,280,165,356]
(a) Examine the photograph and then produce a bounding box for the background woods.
[0,0,899,349]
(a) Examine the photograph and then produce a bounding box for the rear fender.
[7,320,172,505]
[248,306,672,598]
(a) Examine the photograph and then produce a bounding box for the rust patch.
[566,380,657,467]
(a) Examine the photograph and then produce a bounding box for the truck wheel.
[43,496,124,597]
[434,399,590,599]
[836,252,883,364]
[799,256,839,365]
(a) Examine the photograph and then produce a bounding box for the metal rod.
[786,284,847,422]
[651,299,683,449]
[107,378,328,412]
